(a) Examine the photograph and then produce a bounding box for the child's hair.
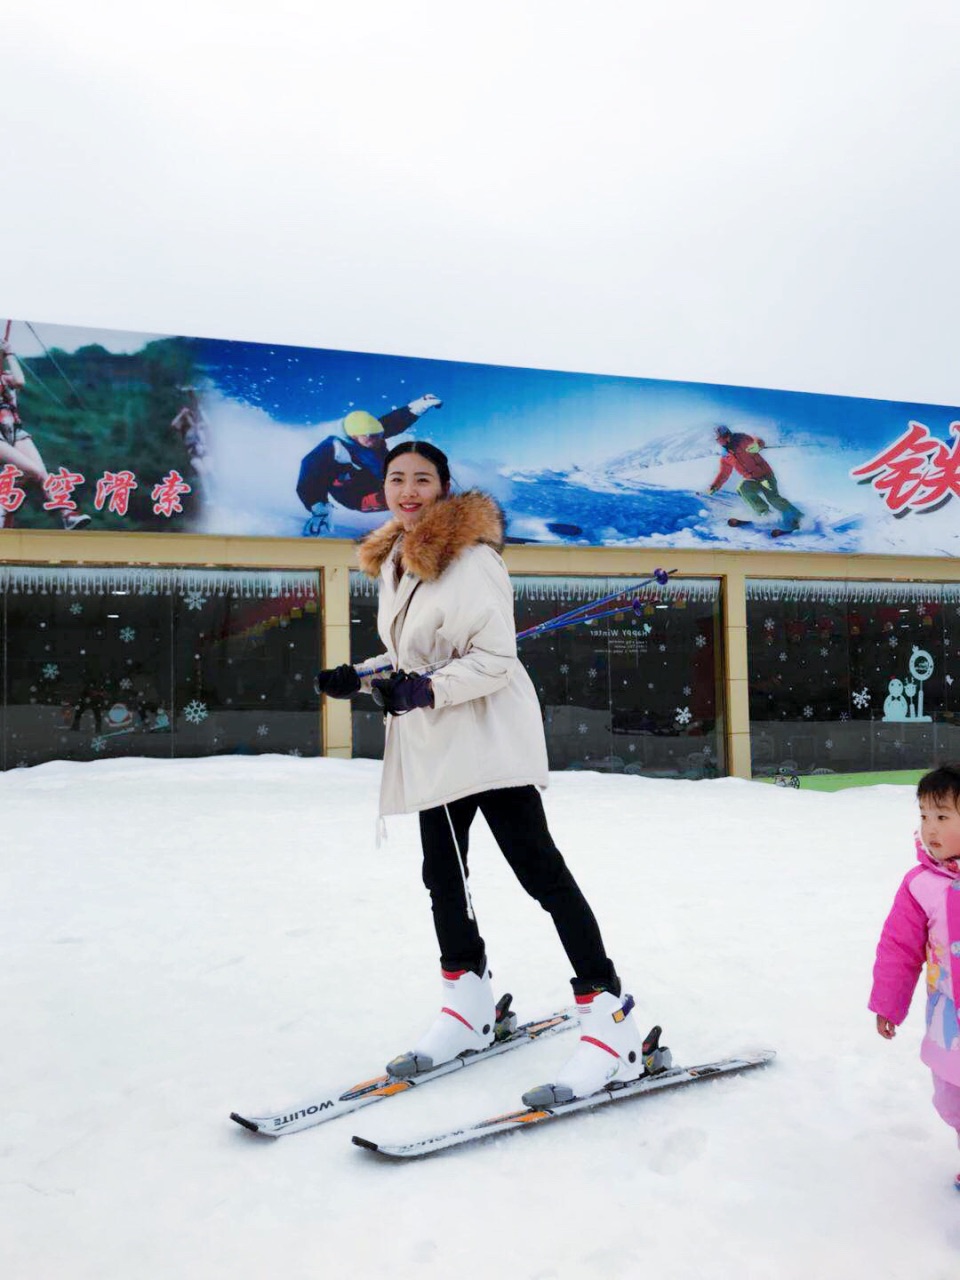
[917,764,960,808]
[383,440,451,491]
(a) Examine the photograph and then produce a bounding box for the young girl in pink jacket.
[870,763,960,1188]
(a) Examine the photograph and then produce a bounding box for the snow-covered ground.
[2,757,958,1279]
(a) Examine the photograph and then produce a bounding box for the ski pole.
[354,657,451,680]
[348,568,675,683]
[523,595,662,637]
[515,567,674,641]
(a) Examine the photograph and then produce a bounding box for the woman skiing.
[314,440,643,1106]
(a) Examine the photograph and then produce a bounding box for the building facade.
[2,318,958,780]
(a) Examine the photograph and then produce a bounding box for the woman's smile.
[384,454,446,529]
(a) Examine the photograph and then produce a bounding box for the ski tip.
[229,1112,261,1134]
[351,1135,381,1153]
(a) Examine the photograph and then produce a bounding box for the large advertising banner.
[1,317,958,554]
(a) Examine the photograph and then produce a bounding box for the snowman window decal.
[881,646,934,723]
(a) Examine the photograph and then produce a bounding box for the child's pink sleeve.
[868,871,928,1025]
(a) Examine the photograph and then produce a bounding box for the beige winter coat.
[356,490,549,816]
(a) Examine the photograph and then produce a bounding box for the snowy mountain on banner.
[493,425,865,550]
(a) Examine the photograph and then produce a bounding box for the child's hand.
[876,1015,896,1039]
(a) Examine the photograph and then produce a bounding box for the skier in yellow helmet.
[296,394,442,536]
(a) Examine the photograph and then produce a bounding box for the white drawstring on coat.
[443,804,475,921]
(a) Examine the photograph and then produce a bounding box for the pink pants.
[931,1073,960,1145]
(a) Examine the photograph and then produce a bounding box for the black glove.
[314,664,361,698]
[371,670,435,716]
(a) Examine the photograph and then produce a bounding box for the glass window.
[349,573,386,760]
[746,579,960,777]
[350,571,724,779]
[0,566,320,769]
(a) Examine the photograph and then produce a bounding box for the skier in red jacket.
[707,425,803,531]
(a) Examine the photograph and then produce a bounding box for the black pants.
[418,785,615,992]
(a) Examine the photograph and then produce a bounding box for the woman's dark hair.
[383,440,451,492]
[917,763,960,809]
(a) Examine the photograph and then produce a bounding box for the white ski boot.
[387,966,497,1078]
[521,990,643,1106]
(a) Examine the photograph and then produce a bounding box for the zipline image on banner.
[1,318,958,554]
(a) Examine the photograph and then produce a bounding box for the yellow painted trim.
[321,564,353,754]
[5,530,958,780]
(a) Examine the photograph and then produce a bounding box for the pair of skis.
[230,996,775,1159]
[727,517,801,539]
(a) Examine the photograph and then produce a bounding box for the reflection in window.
[350,572,724,779]
[0,566,320,769]
[746,579,960,777]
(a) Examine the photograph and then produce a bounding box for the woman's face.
[384,453,446,530]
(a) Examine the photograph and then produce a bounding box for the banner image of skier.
[705,425,804,536]
[4,316,960,554]
[296,395,441,537]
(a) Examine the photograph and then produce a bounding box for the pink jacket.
[869,836,960,1084]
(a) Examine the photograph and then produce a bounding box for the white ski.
[352,1044,775,1159]
[230,1002,575,1137]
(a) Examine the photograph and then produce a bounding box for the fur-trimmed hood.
[357,490,504,582]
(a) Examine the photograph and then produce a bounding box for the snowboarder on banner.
[296,394,442,536]
[706,425,803,531]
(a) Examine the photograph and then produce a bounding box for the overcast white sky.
[5,1,960,406]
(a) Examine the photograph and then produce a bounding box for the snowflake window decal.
[119,626,136,643]
[42,663,59,680]
[91,736,106,753]
[852,688,871,709]
[183,590,207,612]
[764,618,776,631]
[694,635,707,648]
[182,700,209,725]
[803,705,814,718]
[674,706,692,725]
[69,602,83,616]
[256,724,269,736]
